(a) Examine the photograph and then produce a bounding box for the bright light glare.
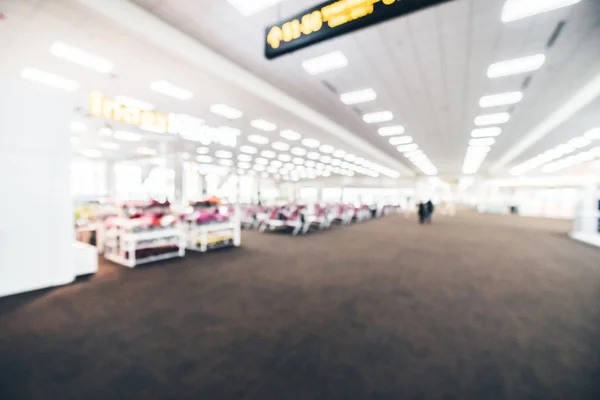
[302,51,348,75]
[397,144,419,153]
[280,130,302,141]
[21,68,80,91]
[272,141,290,151]
[340,88,377,105]
[378,125,405,136]
[363,111,393,124]
[150,80,193,100]
[474,113,510,126]
[389,136,413,145]
[302,138,320,148]
[247,134,269,145]
[487,54,546,78]
[501,0,581,23]
[49,42,114,73]
[469,137,496,146]
[251,119,277,131]
[479,91,523,108]
[471,127,502,137]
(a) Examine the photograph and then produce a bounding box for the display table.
[570,182,600,248]
[184,221,241,252]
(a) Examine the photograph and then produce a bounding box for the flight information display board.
[265,0,454,59]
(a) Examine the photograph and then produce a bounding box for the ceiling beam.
[75,0,414,177]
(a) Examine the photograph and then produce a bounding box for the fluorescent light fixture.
[21,68,80,91]
[209,103,243,119]
[238,154,253,162]
[70,121,87,132]
[467,145,491,153]
[197,147,210,154]
[487,54,546,78]
[215,150,233,159]
[271,141,290,151]
[260,150,276,158]
[98,141,120,150]
[251,119,277,131]
[280,130,302,141]
[49,42,114,74]
[238,162,251,169]
[218,159,234,166]
[305,160,316,167]
[479,91,523,108]
[378,125,405,136]
[389,136,413,145]
[253,165,266,171]
[302,51,348,75]
[270,160,283,167]
[319,144,335,153]
[240,145,258,154]
[568,136,591,148]
[291,147,308,156]
[79,149,103,158]
[278,154,292,162]
[474,113,510,126]
[150,80,193,101]
[292,157,304,165]
[307,152,321,160]
[363,111,393,124]
[344,154,356,161]
[405,150,424,158]
[115,96,154,110]
[333,149,346,158]
[340,89,377,105]
[137,147,158,156]
[114,130,142,142]
[469,137,496,146]
[471,127,502,138]
[584,128,600,140]
[320,156,332,163]
[247,134,269,145]
[501,0,581,23]
[302,138,320,148]
[197,155,213,163]
[397,144,419,153]
[226,0,283,16]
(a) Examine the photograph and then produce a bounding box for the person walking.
[425,200,434,223]
[417,202,426,224]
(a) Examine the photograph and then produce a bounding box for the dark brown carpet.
[1,213,600,399]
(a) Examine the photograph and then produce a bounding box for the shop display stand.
[103,223,185,267]
[184,220,241,252]
[570,182,600,248]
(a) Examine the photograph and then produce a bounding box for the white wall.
[0,80,76,297]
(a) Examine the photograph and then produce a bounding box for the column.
[0,79,76,297]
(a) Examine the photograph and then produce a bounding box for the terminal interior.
[1,0,600,398]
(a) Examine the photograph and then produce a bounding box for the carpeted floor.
[1,213,600,399]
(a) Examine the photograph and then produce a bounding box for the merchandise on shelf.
[181,197,241,252]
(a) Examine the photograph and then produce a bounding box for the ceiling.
[1,0,409,182]
[130,0,600,177]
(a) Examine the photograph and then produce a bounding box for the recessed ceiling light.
[474,113,510,126]
[216,150,233,159]
[333,149,346,158]
[261,150,276,158]
[280,130,302,141]
[271,141,290,151]
[340,89,377,105]
[238,154,253,162]
[238,162,252,169]
[479,91,523,108]
[389,136,413,145]
[405,150,424,159]
[487,54,546,78]
[115,96,154,110]
[291,147,308,156]
[150,80,193,100]
[137,147,158,156]
[98,141,120,150]
[278,154,292,162]
[251,119,277,131]
[584,128,600,140]
[49,42,114,74]
[219,159,234,166]
[255,158,269,165]
[78,149,103,158]
[469,137,496,146]
[319,144,335,153]
[302,51,348,75]
[397,144,419,153]
[292,157,304,165]
[501,0,581,23]
[302,138,320,148]
[471,127,502,138]
[253,165,266,171]
[197,147,210,154]
[378,125,405,136]
[270,160,283,167]
[363,111,393,124]
[344,154,356,161]
[320,156,332,163]
[70,121,87,132]
[247,134,269,145]
[197,155,213,163]
[307,152,321,160]
[21,68,80,91]
[240,145,258,154]
[114,130,142,142]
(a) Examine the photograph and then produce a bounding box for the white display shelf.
[184,221,241,252]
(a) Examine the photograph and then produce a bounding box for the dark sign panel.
[265,0,454,59]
